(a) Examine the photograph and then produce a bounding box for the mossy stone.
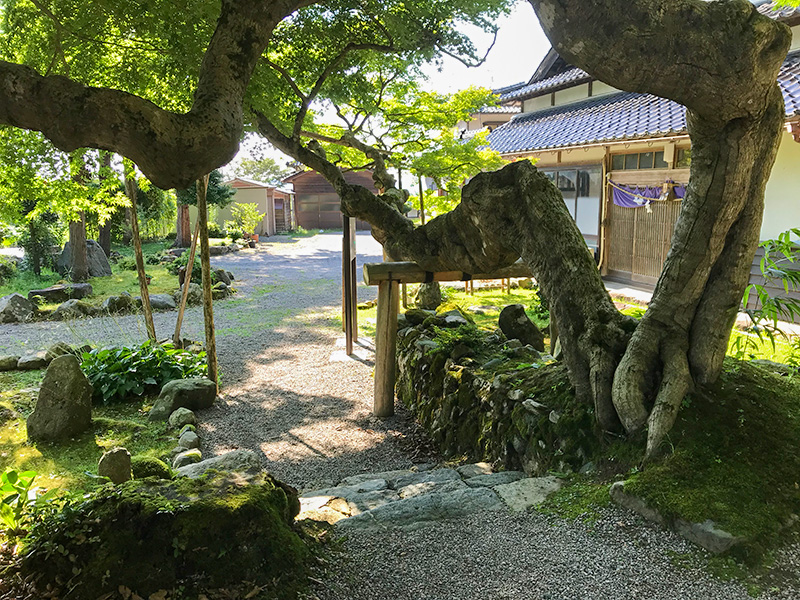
[20,473,308,598]
[131,455,173,479]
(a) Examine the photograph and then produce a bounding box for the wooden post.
[124,176,157,342]
[196,175,218,390]
[343,215,355,354]
[401,284,408,308]
[173,218,201,346]
[373,278,399,417]
[418,177,426,225]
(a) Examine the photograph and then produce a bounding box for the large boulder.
[149,293,177,310]
[26,355,93,442]
[0,293,34,323]
[148,378,217,422]
[100,291,133,313]
[0,355,20,371]
[173,282,202,306]
[18,473,307,599]
[498,304,545,352]
[415,282,443,310]
[214,268,232,286]
[57,240,112,278]
[51,298,97,320]
[27,283,93,303]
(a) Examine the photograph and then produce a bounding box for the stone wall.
[396,321,600,475]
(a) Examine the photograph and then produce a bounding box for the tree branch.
[0,0,305,189]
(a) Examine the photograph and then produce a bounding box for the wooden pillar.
[343,216,358,354]
[196,175,218,390]
[374,278,399,417]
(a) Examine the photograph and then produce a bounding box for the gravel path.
[1,233,797,599]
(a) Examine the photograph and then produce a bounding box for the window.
[541,166,601,243]
[611,150,669,170]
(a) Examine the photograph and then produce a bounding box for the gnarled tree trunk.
[260,0,790,458]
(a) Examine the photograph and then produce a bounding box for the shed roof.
[488,51,800,154]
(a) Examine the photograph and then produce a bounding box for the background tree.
[175,170,235,247]
[0,0,794,460]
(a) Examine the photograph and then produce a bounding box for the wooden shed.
[283,170,374,231]
[220,177,295,236]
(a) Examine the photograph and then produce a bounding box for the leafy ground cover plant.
[81,340,207,403]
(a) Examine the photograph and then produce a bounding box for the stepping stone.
[399,479,467,499]
[347,489,400,515]
[494,476,563,512]
[393,468,460,489]
[337,487,504,531]
[456,462,493,478]
[340,470,415,487]
[464,471,525,488]
[301,478,388,501]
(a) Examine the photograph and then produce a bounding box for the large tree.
[0,0,791,458]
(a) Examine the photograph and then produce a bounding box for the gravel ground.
[1,233,797,599]
[314,510,800,600]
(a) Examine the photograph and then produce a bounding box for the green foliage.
[234,147,291,185]
[0,468,38,537]
[225,203,264,238]
[176,170,235,208]
[80,341,207,404]
[0,255,16,283]
[736,229,800,362]
[206,221,225,238]
[430,324,486,355]
[168,251,205,285]
[539,479,612,523]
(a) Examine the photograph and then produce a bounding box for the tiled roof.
[755,0,800,21]
[492,81,526,95]
[488,51,800,154]
[475,105,521,115]
[488,92,686,154]
[497,67,591,102]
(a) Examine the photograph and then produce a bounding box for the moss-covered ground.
[0,370,176,491]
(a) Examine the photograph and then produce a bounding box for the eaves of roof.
[497,67,591,103]
[488,50,800,155]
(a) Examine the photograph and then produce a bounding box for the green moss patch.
[624,360,800,561]
[19,473,310,599]
[0,370,176,490]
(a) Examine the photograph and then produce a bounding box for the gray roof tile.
[488,52,800,154]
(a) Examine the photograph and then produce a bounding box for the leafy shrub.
[144,253,162,265]
[116,256,137,271]
[163,230,177,242]
[0,469,53,540]
[224,203,264,239]
[80,340,207,403]
[207,221,225,238]
[131,456,173,479]
[0,255,17,284]
[167,251,217,286]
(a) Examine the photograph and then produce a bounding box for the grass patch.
[0,370,176,491]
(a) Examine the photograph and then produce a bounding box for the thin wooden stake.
[196,175,218,391]
[173,218,201,346]
[373,279,399,417]
[124,176,156,342]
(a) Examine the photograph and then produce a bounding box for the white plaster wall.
[591,81,619,97]
[554,83,590,106]
[762,131,800,241]
[523,96,552,113]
